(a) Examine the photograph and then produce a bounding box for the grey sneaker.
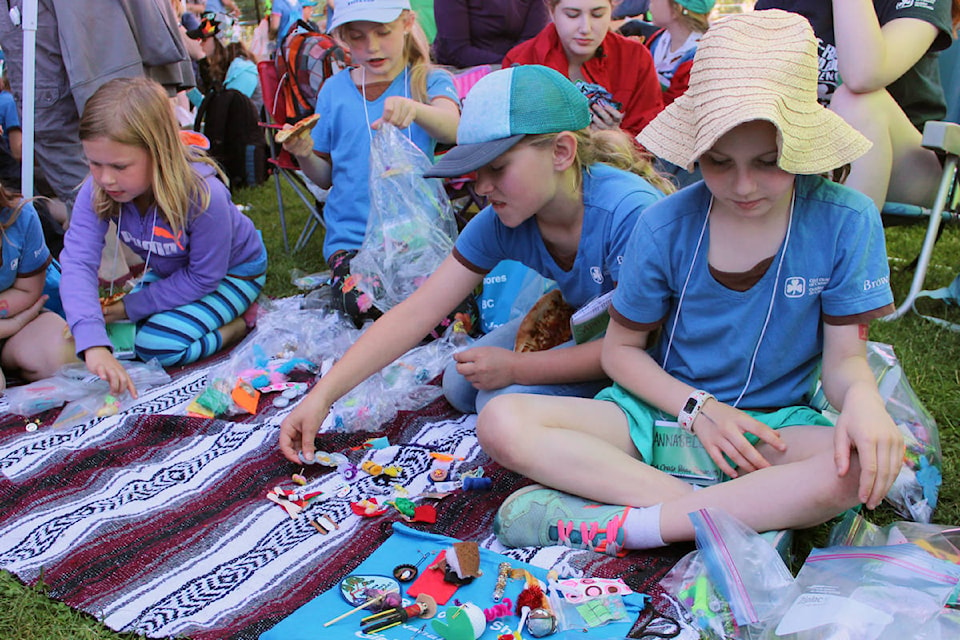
[493,485,630,556]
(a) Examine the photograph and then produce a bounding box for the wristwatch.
[678,390,715,433]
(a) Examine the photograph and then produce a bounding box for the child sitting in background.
[0,185,75,391]
[480,10,904,556]
[644,0,713,106]
[60,77,267,397]
[278,64,671,463]
[281,0,465,329]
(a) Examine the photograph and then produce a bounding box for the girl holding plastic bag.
[279,64,671,461]
[280,0,462,328]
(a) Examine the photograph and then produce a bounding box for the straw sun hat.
[637,9,871,175]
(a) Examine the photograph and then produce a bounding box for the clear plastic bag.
[774,543,960,639]
[659,549,740,639]
[350,123,458,312]
[810,341,942,522]
[327,323,470,432]
[690,508,795,636]
[4,359,171,417]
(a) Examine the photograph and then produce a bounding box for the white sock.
[621,503,666,550]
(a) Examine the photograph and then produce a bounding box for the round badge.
[393,563,418,582]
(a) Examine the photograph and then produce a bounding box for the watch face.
[683,397,698,413]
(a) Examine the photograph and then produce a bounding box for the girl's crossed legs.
[477,393,862,550]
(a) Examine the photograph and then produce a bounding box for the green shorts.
[595,383,834,465]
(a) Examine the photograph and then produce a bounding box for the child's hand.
[691,400,787,478]
[102,299,128,324]
[84,346,137,398]
[589,102,624,131]
[833,384,904,510]
[280,126,315,158]
[453,346,518,391]
[279,389,330,464]
[372,96,419,130]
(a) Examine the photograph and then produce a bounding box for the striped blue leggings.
[132,271,265,367]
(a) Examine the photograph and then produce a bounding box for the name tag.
[651,420,725,486]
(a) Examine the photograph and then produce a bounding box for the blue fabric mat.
[260,522,647,640]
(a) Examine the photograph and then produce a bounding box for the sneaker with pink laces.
[493,485,630,556]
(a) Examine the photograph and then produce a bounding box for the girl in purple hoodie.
[60,77,267,396]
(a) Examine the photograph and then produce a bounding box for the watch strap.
[678,389,715,434]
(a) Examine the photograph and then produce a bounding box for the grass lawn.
[0,177,958,638]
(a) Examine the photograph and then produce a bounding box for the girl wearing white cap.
[484,11,904,555]
[281,0,463,328]
[645,0,714,106]
[279,65,671,464]
[755,0,958,210]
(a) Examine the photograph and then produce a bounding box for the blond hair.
[671,1,710,33]
[78,77,225,233]
[526,128,676,195]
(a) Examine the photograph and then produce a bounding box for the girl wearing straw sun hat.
[483,10,904,556]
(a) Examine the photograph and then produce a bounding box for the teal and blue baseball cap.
[677,0,715,13]
[424,65,592,178]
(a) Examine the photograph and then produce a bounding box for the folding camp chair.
[257,60,326,253]
[881,39,960,320]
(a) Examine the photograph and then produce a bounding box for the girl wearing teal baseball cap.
[279,65,673,463]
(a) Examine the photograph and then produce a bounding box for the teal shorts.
[595,383,834,464]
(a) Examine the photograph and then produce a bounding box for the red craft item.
[516,584,546,614]
[351,498,388,517]
[406,550,460,605]
[409,504,437,523]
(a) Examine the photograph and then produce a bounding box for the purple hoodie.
[61,162,266,355]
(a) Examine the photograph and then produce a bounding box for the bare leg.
[831,85,942,210]
[659,426,861,542]
[477,393,694,506]
[482,395,862,547]
[218,317,249,349]
[2,311,78,381]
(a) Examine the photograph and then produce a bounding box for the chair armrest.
[921,121,960,156]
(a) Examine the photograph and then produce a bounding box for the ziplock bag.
[690,508,795,637]
[4,359,171,417]
[659,549,739,639]
[774,543,960,639]
[351,123,459,312]
[810,341,942,522]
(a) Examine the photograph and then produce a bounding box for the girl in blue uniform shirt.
[482,11,905,556]
[278,64,671,464]
[0,185,74,391]
[281,0,464,328]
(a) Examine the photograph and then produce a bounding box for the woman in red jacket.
[502,0,663,137]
